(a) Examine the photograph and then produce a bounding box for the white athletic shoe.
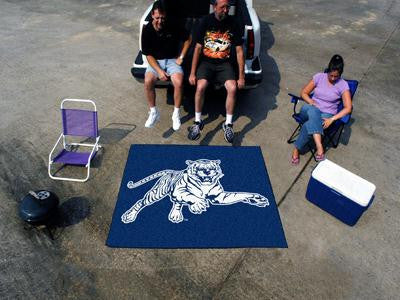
[172,113,181,131]
[145,108,160,128]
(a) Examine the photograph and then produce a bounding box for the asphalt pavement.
[0,0,399,298]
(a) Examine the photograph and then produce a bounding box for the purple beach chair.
[48,99,101,182]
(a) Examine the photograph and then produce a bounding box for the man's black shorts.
[196,61,236,84]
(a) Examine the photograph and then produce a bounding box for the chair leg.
[325,125,344,149]
[287,124,302,144]
[332,125,344,148]
[48,162,91,182]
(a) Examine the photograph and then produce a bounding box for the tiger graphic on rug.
[121,159,269,224]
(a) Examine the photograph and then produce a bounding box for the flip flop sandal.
[315,153,325,162]
[291,156,300,165]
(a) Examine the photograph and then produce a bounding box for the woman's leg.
[303,106,324,155]
[293,125,309,155]
[313,133,323,155]
[293,104,325,156]
[313,113,334,155]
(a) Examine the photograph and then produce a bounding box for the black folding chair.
[287,79,359,160]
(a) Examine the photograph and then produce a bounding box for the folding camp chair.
[287,79,359,160]
[48,99,101,182]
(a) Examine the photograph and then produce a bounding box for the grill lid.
[19,190,59,223]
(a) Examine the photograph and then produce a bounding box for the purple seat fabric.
[62,109,98,137]
[53,150,96,165]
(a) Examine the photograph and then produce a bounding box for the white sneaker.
[145,108,160,128]
[172,113,181,131]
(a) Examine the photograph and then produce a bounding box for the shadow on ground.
[56,196,91,227]
[98,123,137,145]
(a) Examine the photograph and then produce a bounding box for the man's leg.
[165,59,184,130]
[188,79,208,140]
[170,72,184,130]
[222,79,237,143]
[195,79,208,117]
[170,72,184,109]
[224,79,237,122]
[144,71,157,108]
[144,71,160,128]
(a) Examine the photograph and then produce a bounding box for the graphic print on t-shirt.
[203,30,232,59]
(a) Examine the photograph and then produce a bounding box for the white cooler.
[306,159,376,226]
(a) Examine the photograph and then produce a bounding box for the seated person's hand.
[322,117,334,129]
[176,57,183,66]
[237,78,245,89]
[189,74,196,86]
[158,70,169,81]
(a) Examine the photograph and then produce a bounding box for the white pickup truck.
[131,0,262,88]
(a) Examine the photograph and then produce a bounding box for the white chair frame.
[48,99,101,182]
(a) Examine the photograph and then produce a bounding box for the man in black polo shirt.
[188,0,245,143]
[142,1,191,130]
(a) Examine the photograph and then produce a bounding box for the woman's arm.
[301,80,316,105]
[323,89,352,128]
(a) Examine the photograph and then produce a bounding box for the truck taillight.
[246,29,255,59]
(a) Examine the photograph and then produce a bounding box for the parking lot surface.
[0,0,399,298]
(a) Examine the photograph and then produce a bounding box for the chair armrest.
[288,93,304,115]
[288,93,303,103]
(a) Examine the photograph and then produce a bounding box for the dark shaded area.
[56,196,91,227]
[339,117,354,146]
[162,0,210,18]
[98,123,137,144]
[233,21,279,146]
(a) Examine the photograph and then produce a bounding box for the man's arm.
[142,25,169,81]
[236,45,245,89]
[176,35,192,66]
[146,55,169,81]
[189,43,202,86]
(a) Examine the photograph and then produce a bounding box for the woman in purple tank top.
[291,55,352,165]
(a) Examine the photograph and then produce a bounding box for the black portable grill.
[19,190,59,238]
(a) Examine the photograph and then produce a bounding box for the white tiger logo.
[121,159,269,224]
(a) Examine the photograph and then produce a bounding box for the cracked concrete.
[0,0,399,298]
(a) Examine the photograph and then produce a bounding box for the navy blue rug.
[106,144,287,248]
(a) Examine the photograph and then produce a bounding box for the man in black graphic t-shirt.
[188,0,245,143]
[141,1,191,131]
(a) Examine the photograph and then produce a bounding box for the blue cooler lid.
[312,160,376,207]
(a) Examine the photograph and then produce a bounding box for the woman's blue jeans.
[294,104,333,150]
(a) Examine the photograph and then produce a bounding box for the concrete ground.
[0,0,399,298]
